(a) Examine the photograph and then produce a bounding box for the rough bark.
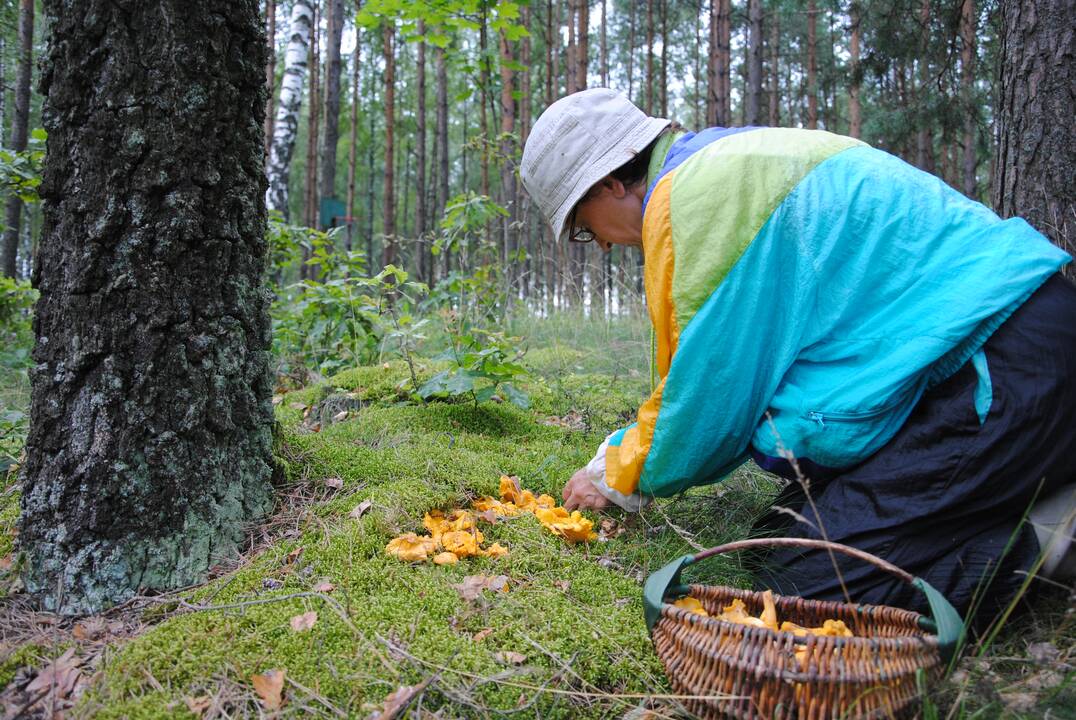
[320,0,345,206]
[264,0,276,156]
[806,0,818,129]
[567,0,577,94]
[435,44,449,224]
[746,0,762,125]
[960,0,977,197]
[578,0,589,91]
[992,0,1076,266]
[21,0,274,615]
[382,22,396,267]
[265,0,314,218]
[769,9,779,127]
[849,1,861,138]
[0,0,34,279]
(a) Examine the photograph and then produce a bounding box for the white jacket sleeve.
[585,434,651,512]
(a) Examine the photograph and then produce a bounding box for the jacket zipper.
[805,404,898,428]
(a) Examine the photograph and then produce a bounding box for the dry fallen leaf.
[332,410,349,422]
[553,580,570,592]
[371,679,432,720]
[25,647,82,699]
[72,616,107,641]
[0,554,12,571]
[313,582,336,593]
[493,651,527,665]
[325,476,343,490]
[349,500,373,519]
[284,546,304,565]
[185,695,213,717]
[451,574,510,602]
[288,401,307,410]
[472,627,493,642]
[289,611,318,632]
[251,668,285,710]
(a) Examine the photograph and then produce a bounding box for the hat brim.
[549,116,671,244]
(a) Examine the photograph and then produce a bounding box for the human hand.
[562,468,611,511]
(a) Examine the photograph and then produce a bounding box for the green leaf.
[500,383,529,409]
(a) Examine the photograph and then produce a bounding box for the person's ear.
[604,176,628,198]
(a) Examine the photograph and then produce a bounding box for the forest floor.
[0,314,1073,719]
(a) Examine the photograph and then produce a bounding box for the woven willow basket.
[643,539,965,720]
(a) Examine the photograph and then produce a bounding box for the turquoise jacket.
[602,127,1070,500]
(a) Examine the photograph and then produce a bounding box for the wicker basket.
[642,538,966,720]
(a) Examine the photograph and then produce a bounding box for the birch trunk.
[0,0,34,278]
[265,0,314,218]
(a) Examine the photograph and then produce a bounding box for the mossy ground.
[1,313,1072,719]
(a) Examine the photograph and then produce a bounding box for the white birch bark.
[265,0,314,218]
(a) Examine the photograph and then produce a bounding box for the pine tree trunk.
[545,0,554,103]
[0,0,34,279]
[22,0,273,615]
[694,6,702,128]
[646,0,654,114]
[600,0,608,87]
[415,21,428,282]
[718,0,730,124]
[992,0,1075,265]
[659,0,668,116]
[960,0,977,197]
[627,0,636,104]
[849,2,861,138]
[915,0,934,173]
[567,0,577,94]
[707,0,717,125]
[435,44,449,224]
[806,0,818,129]
[746,0,762,125]
[265,0,314,218]
[382,22,396,266]
[320,0,344,208]
[499,30,515,273]
[578,0,589,91]
[303,1,320,236]
[264,0,276,156]
[769,9,780,127]
[346,28,360,252]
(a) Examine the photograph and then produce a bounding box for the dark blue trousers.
[754,273,1076,625]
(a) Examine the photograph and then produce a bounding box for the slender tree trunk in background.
[266,0,314,218]
[718,0,730,124]
[806,0,818,129]
[960,0,977,197]
[645,0,654,114]
[520,5,533,297]
[436,45,449,223]
[915,0,934,173]
[849,2,861,138]
[746,0,762,125]
[479,7,490,199]
[303,1,321,241]
[659,0,667,117]
[545,0,554,104]
[366,45,375,265]
[769,9,779,126]
[0,0,33,279]
[707,0,717,125]
[22,0,273,614]
[567,0,577,94]
[694,6,702,128]
[415,21,428,282]
[320,0,344,213]
[0,38,6,140]
[264,0,276,156]
[382,22,396,267]
[498,30,515,273]
[627,0,636,104]
[992,0,1076,268]
[578,0,589,91]
[601,0,608,87]
[346,27,359,253]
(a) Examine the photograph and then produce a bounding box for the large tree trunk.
[264,0,276,156]
[806,0,818,129]
[381,22,396,267]
[960,0,977,197]
[745,0,762,125]
[415,20,428,282]
[0,0,34,279]
[992,0,1075,266]
[265,0,314,218]
[848,1,861,138]
[320,0,345,209]
[21,0,273,615]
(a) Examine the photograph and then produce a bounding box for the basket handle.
[642,537,966,662]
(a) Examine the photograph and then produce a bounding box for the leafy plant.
[419,327,529,408]
[0,128,46,206]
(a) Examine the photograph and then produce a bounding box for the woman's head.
[519,88,669,248]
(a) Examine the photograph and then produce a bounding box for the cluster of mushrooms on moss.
[385,475,598,564]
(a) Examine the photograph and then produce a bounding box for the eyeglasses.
[567,206,595,244]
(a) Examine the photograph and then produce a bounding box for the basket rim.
[663,583,941,651]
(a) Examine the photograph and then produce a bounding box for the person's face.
[569,176,646,252]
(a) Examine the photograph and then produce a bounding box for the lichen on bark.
[19,0,275,615]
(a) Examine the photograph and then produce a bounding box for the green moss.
[0,643,43,689]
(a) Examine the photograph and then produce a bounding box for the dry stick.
[286,675,348,718]
[651,500,707,552]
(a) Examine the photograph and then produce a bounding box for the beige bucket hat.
[520,88,670,243]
